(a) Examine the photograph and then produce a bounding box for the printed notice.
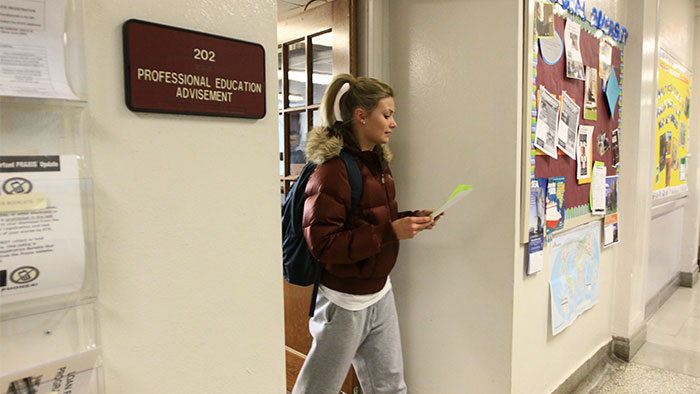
[535,86,560,159]
[0,0,78,99]
[0,155,85,304]
[0,348,99,394]
[556,91,580,160]
[590,161,606,216]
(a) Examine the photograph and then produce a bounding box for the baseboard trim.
[680,265,699,288]
[551,341,612,394]
[612,324,647,361]
[645,274,680,320]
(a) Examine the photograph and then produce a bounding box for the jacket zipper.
[381,173,393,219]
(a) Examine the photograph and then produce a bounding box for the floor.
[289,283,700,394]
[593,282,700,393]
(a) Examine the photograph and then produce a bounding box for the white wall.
[360,1,698,393]
[612,0,657,342]
[679,0,700,277]
[511,1,631,392]
[83,1,286,393]
[687,2,700,276]
[512,0,698,392]
[384,1,521,393]
[646,0,697,303]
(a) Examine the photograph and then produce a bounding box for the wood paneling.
[280,1,359,391]
[283,281,314,354]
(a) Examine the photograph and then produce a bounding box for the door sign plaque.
[123,19,266,118]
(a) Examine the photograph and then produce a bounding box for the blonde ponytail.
[319,74,394,128]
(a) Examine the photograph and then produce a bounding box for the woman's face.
[355,96,397,150]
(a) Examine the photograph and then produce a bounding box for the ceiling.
[277,0,306,14]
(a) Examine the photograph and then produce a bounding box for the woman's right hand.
[391,216,434,240]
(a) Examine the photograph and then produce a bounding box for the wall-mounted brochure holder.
[0,154,98,320]
[0,303,104,393]
[0,0,105,392]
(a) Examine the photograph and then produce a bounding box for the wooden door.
[278,1,358,393]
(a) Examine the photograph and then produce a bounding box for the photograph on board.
[564,20,585,80]
[611,128,620,167]
[535,0,554,38]
[584,67,598,120]
[599,41,613,89]
[577,125,594,181]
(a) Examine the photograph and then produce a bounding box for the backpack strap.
[339,149,363,213]
[307,149,363,317]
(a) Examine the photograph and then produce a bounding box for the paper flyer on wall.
[604,176,619,248]
[0,155,86,304]
[535,86,560,159]
[564,19,585,80]
[528,178,547,275]
[577,125,594,183]
[557,91,580,160]
[546,176,565,236]
[583,67,598,121]
[590,161,606,216]
[550,221,601,335]
[0,0,78,100]
[0,348,99,394]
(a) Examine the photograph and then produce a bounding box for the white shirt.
[319,276,392,311]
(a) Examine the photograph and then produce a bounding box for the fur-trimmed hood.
[304,126,393,165]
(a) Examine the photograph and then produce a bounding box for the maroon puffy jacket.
[302,127,413,295]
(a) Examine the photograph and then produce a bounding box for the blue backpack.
[282,149,362,316]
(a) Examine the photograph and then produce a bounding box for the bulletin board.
[520,4,625,243]
[652,50,691,201]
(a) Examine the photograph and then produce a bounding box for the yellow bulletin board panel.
[652,50,691,201]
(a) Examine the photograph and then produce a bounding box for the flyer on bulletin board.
[604,176,619,247]
[546,176,565,236]
[590,161,606,216]
[528,178,547,275]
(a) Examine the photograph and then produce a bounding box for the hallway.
[594,283,700,393]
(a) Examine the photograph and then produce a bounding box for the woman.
[293,74,440,394]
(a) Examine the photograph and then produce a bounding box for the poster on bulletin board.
[652,51,691,201]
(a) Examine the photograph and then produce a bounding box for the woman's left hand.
[415,210,443,229]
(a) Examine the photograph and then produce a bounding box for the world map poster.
[549,220,601,335]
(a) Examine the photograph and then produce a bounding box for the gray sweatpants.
[292,289,407,394]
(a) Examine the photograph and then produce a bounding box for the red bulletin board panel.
[533,13,622,218]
